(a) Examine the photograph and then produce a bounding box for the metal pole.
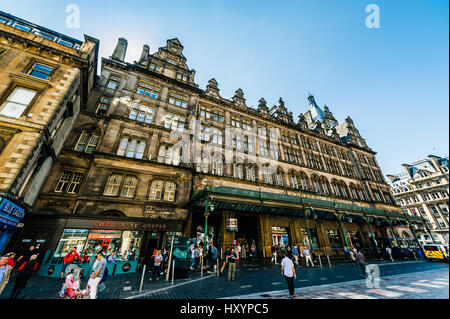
[305,211,314,251]
[139,264,146,293]
[336,213,349,247]
[201,255,204,277]
[318,254,322,268]
[217,258,219,276]
[221,248,223,260]
[166,236,175,281]
[171,260,175,284]
[326,254,331,268]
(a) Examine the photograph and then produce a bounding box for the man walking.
[281,253,296,298]
[0,255,13,296]
[85,252,107,299]
[149,250,163,281]
[386,246,394,262]
[61,247,81,279]
[292,245,299,266]
[208,243,218,273]
[226,248,237,281]
[354,249,367,278]
[271,245,277,264]
[303,247,314,267]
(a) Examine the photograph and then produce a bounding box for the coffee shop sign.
[92,221,167,230]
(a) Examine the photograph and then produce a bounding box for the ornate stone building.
[387,155,449,245]
[0,11,98,254]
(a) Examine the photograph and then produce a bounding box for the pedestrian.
[241,242,247,259]
[236,243,241,261]
[286,245,294,261]
[348,248,356,266]
[303,247,314,267]
[281,253,296,298]
[190,245,197,270]
[84,251,107,299]
[386,246,393,261]
[16,245,37,265]
[162,248,169,274]
[5,252,16,269]
[149,250,163,281]
[220,247,231,275]
[271,245,277,264]
[292,245,299,266]
[250,241,257,260]
[60,247,81,279]
[208,243,218,273]
[0,255,13,296]
[297,244,303,266]
[9,254,39,299]
[354,249,367,278]
[226,248,237,281]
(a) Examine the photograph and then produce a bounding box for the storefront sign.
[65,218,182,232]
[227,218,238,232]
[0,196,26,231]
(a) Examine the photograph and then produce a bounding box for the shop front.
[0,194,27,254]
[36,216,183,278]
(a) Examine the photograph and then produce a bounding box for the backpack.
[100,265,108,283]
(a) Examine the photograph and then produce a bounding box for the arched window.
[275,169,284,187]
[340,182,349,198]
[211,160,223,176]
[75,130,99,154]
[290,173,299,189]
[149,180,164,200]
[357,187,365,201]
[321,177,330,195]
[246,165,256,182]
[120,176,137,198]
[233,163,244,179]
[312,176,321,193]
[117,137,145,159]
[262,165,273,184]
[299,173,308,191]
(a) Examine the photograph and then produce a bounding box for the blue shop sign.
[0,197,26,231]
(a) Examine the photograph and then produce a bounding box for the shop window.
[272,226,289,247]
[0,86,37,118]
[301,228,320,249]
[55,171,83,194]
[346,230,363,249]
[74,131,99,154]
[326,229,343,249]
[103,174,123,196]
[53,229,89,259]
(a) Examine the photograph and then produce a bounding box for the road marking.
[319,278,328,281]
[367,289,403,298]
[298,279,309,281]
[240,285,253,289]
[336,292,378,299]
[271,282,282,285]
[126,274,216,299]
[411,282,443,288]
[431,281,449,286]
[123,286,132,291]
[386,285,426,293]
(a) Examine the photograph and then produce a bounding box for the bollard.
[172,260,175,284]
[318,254,323,268]
[217,258,220,276]
[139,264,146,293]
[201,257,204,277]
[326,254,331,268]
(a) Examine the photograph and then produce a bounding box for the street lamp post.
[304,208,314,251]
[203,185,214,246]
[336,212,349,248]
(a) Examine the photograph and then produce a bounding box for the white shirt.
[281,257,295,277]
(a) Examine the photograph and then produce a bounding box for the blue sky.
[1,0,448,175]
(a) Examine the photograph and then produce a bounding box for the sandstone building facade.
[0,11,98,254]
[387,155,449,245]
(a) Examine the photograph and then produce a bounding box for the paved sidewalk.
[228,268,449,299]
[0,258,447,299]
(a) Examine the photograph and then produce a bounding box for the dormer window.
[166,58,177,65]
[176,74,188,82]
[149,64,161,72]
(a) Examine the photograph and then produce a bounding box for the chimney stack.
[111,37,128,62]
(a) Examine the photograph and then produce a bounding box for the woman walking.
[9,254,39,299]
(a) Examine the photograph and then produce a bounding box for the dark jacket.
[17,260,38,279]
